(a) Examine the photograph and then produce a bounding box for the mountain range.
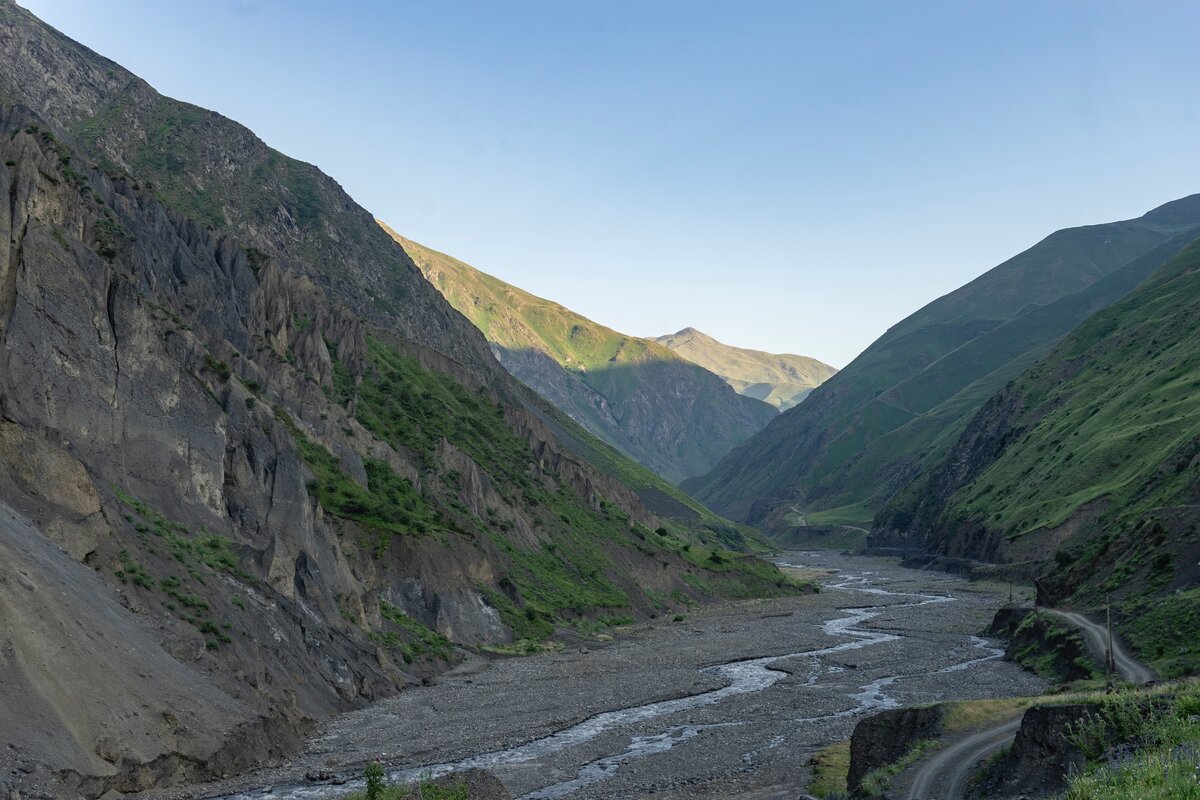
[653,327,837,411]
[380,227,789,483]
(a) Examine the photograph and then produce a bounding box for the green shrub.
[1063,684,1200,799]
[364,761,385,800]
[203,353,232,381]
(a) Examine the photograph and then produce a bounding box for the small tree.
[364,760,385,800]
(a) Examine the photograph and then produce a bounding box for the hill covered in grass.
[652,327,836,410]
[685,195,1200,526]
[876,236,1200,678]
[385,228,778,483]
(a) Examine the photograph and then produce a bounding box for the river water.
[210,553,1043,800]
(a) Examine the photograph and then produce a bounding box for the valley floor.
[175,553,1047,800]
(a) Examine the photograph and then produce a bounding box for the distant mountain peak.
[653,329,835,411]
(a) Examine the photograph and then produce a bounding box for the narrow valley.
[2,5,1197,800]
[199,553,1045,800]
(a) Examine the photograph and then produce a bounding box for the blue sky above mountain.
[23,0,1200,366]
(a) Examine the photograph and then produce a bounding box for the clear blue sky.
[22,1,1200,366]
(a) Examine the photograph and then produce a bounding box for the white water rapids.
[211,564,1004,800]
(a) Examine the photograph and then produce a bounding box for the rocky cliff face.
[977,705,1092,799]
[0,8,801,797]
[0,108,408,796]
[0,0,488,372]
[847,705,944,793]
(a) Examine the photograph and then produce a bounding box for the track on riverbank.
[892,605,1158,800]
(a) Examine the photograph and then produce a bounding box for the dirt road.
[902,717,1021,800]
[1044,608,1155,684]
[897,604,1156,799]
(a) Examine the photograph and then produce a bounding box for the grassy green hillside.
[879,237,1200,676]
[653,327,836,410]
[384,226,778,483]
[685,195,1200,524]
[950,246,1200,538]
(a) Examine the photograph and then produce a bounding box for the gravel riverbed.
[187,552,1047,800]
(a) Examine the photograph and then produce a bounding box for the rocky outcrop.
[977,704,1092,798]
[0,1,498,380]
[0,108,409,796]
[988,607,1100,683]
[847,705,944,793]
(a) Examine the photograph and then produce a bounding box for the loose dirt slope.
[0,501,258,792]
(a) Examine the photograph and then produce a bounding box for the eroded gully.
[211,555,1029,800]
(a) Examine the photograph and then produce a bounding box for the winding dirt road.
[900,606,1155,799]
[904,716,1021,800]
[1043,608,1155,684]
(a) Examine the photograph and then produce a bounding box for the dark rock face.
[847,705,944,793]
[871,386,1029,558]
[0,0,497,380]
[979,704,1092,798]
[988,607,1100,683]
[0,106,405,795]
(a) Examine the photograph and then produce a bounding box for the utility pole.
[1106,594,1116,679]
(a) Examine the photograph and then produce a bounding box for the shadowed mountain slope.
[385,228,778,484]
